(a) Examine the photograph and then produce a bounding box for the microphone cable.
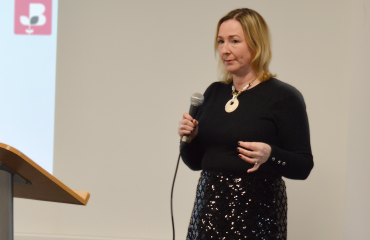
[170,152,181,240]
[171,93,203,240]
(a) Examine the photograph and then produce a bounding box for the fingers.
[238,141,260,151]
[179,124,193,132]
[178,121,194,136]
[179,119,198,131]
[178,126,194,136]
[238,153,256,165]
[247,164,259,173]
[183,112,193,121]
[178,113,198,138]
[238,141,266,174]
[238,153,260,173]
[237,147,262,159]
[238,142,272,173]
[180,113,197,127]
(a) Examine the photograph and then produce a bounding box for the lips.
[225,59,234,64]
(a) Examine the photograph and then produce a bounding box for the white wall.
[12,0,363,239]
[344,0,370,239]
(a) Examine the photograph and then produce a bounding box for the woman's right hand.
[178,112,199,143]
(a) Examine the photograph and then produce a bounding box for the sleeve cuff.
[266,145,287,168]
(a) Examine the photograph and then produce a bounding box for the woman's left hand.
[237,141,272,173]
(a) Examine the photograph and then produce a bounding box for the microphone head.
[190,93,204,107]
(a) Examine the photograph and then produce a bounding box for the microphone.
[180,93,204,150]
[173,93,204,240]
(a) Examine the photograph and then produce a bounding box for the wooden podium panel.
[0,143,90,205]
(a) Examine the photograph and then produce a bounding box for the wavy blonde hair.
[215,8,275,84]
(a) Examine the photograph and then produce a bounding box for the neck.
[232,70,260,91]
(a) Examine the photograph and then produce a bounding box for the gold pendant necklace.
[225,79,257,113]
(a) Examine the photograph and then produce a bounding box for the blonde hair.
[215,8,276,84]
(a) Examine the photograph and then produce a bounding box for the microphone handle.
[180,104,199,150]
[188,104,198,118]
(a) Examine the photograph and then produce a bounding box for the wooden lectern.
[0,143,90,240]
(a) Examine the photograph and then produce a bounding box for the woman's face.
[217,19,254,76]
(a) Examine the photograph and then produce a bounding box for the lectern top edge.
[0,143,90,205]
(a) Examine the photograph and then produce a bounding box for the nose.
[220,42,231,55]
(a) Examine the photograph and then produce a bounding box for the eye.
[218,40,224,44]
[232,40,239,44]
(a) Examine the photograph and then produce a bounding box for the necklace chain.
[225,77,258,113]
[231,78,258,97]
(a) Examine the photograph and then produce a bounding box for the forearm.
[266,144,313,180]
[180,136,203,171]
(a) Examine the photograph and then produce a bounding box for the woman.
[178,8,313,240]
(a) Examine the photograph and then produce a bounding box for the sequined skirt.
[186,171,287,240]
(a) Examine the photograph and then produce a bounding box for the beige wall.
[12,0,364,239]
[344,0,370,239]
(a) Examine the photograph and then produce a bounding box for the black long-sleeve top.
[181,78,313,180]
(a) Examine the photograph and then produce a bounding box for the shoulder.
[267,78,305,102]
[205,81,228,91]
[203,81,229,96]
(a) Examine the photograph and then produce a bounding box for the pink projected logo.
[14,0,52,35]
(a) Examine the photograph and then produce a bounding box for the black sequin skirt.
[186,171,287,240]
